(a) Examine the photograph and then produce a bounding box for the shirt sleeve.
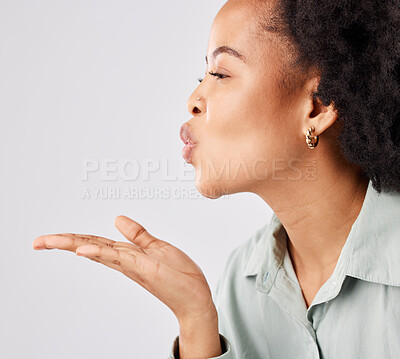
[166,245,243,359]
[167,332,233,359]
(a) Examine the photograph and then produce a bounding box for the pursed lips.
[179,123,198,163]
[179,122,198,146]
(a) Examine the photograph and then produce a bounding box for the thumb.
[114,215,157,249]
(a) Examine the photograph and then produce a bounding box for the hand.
[32,215,217,322]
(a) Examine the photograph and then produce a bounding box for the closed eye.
[208,71,228,79]
[198,71,229,83]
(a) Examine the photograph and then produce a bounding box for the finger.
[75,235,147,255]
[33,234,78,251]
[33,233,117,251]
[113,242,145,254]
[114,215,162,249]
[79,251,124,272]
[72,234,115,246]
[76,244,152,285]
[76,244,131,265]
[79,253,147,287]
[33,233,146,260]
[33,233,114,252]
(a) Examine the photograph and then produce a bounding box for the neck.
[252,146,370,282]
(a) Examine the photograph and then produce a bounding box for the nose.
[186,92,203,116]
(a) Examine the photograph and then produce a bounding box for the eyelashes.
[198,71,228,83]
[209,71,228,79]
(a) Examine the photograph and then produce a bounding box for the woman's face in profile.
[183,0,313,199]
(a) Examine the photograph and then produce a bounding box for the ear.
[302,77,338,137]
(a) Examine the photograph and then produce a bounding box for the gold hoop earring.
[305,126,319,149]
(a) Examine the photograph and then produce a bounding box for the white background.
[0,1,272,358]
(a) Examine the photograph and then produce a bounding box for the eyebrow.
[205,46,245,64]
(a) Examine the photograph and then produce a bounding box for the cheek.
[235,79,303,162]
[203,86,268,148]
[193,76,303,187]
[202,86,280,164]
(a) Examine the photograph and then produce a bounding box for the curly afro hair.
[258,0,400,194]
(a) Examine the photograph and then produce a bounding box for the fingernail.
[76,248,91,256]
[76,251,88,256]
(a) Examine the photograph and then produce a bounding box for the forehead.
[207,0,279,66]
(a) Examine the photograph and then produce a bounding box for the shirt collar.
[243,179,400,287]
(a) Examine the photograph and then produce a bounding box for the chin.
[194,176,232,199]
[192,156,246,199]
[196,185,226,199]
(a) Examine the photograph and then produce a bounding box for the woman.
[33,0,400,358]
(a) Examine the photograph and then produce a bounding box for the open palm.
[32,215,216,322]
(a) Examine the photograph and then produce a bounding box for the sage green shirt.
[168,179,400,358]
